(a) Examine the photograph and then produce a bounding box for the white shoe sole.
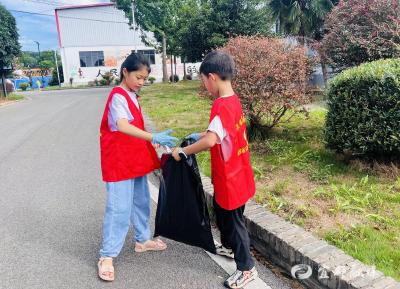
[224,270,258,288]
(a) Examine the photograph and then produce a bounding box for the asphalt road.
[0,88,295,289]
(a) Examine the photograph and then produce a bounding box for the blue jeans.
[100,175,151,257]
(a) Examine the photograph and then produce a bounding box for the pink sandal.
[135,238,167,253]
[98,257,114,281]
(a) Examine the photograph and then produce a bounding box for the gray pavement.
[0,88,295,289]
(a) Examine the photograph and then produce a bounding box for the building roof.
[54,3,150,48]
[55,3,114,11]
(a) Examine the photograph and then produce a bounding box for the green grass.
[7,93,24,100]
[0,93,24,101]
[140,80,400,281]
[325,225,400,280]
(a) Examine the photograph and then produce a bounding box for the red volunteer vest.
[210,95,256,210]
[100,87,160,182]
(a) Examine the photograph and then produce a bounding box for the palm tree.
[269,0,338,84]
[270,0,336,40]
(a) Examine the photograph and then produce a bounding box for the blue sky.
[1,0,109,52]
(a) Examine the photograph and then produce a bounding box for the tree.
[114,0,182,82]
[268,0,337,85]
[178,0,272,62]
[38,59,53,78]
[49,64,64,86]
[0,4,20,96]
[320,0,400,71]
[16,50,61,69]
[19,52,38,68]
[0,4,20,69]
[269,0,337,40]
[175,2,212,63]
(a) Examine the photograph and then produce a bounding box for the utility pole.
[54,50,61,87]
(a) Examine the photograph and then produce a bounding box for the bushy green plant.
[99,79,108,86]
[19,82,29,91]
[101,71,114,85]
[48,65,63,86]
[324,58,400,159]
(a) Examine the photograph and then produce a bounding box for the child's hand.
[152,143,160,149]
[152,129,178,147]
[172,147,182,161]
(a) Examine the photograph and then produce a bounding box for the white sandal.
[98,257,114,281]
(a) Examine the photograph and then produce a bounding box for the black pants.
[213,198,254,271]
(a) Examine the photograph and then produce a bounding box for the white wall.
[57,5,148,48]
[61,45,201,85]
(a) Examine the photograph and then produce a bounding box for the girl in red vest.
[172,51,257,289]
[98,53,177,281]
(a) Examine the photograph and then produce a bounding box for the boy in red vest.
[172,51,257,289]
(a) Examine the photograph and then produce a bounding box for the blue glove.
[152,129,178,147]
[185,132,201,142]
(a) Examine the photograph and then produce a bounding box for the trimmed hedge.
[325,58,400,158]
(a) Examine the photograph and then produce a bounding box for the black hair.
[199,50,235,80]
[120,52,151,82]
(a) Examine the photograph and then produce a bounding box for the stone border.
[200,174,400,289]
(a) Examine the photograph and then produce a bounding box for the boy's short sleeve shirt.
[108,87,139,132]
[208,115,232,161]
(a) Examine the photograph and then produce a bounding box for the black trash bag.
[154,138,216,254]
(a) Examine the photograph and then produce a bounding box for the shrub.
[48,65,63,86]
[99,79,108,86]
[169,74,179,82]
[324,58,400,159]
[320,0,400,71]
[19,82,29,91]
[101,71,114,85]
[148,76,156,84]
[215,36,315,139]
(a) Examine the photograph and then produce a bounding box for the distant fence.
[13,76,53,89]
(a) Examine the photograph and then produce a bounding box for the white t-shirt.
[207,115,232,161]
[108,87,140,132]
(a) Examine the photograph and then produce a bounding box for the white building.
[55,3,198,85]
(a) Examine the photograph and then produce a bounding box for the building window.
[136,50,156,65]
[79,51,104,67]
